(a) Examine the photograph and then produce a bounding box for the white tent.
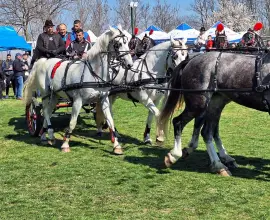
[137,25,170,44]
[87,29,97,43]
[203,21,242,43]
[169,23,199,45]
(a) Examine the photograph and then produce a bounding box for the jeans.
[15,75,24,98]
[5,74,15,96]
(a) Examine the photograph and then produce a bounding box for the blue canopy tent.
[168,23,199,45]
[0,26,31,51]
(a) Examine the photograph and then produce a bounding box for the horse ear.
[109,26,116,34]
[181,38,187,45]
[117,24,123,31]
[170,36,176,45]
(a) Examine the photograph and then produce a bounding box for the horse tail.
[23,61,38,105]
[158,60,189,136]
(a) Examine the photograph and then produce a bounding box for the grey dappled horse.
[159,51,270,176]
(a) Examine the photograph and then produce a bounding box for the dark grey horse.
[159,51,270,176]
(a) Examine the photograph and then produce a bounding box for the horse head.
[135,36,155,57]
[108,25,133,69]
[169,37,188,68]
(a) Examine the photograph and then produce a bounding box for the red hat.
[134,27,139,35]
[149,29,154,35]
[253,22,263,31]
[217,23,224,32]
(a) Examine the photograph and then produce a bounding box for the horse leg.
[101,96,122,155]
[61,98,82,152]
[165,108,195,167]
[141,99,164,144]
[143,110,154,144]
[40,120,48,142]
[40,96,58,143]
[95,100,105,137]
[182,112,205,159]
[108,95,121,141]
[143,96,162,144]
[42,100,56,145]
[214,123,238,169]
[201,96,231,176]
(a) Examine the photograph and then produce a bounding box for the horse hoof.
[225,161,238,170]
[144,139,152,145]
[182,148,190,159]
[62,148,71,153]
[48,139,56,145]
[164,155,173,168]
[156,138,164,146]
[218,168,232,177]
[113,147,123,155]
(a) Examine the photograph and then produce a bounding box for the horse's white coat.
[24,26,133,151]
[108,37,188,143]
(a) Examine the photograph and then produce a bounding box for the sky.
[108,0,194,16]
[64,0,194,29]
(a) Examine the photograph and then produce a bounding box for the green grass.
[0,97,270,219]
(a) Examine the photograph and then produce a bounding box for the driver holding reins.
[66,28,92,59]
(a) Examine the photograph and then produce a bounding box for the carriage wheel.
[26,99,43,137]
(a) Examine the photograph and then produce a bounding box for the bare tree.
[136,3,152,30]
[113,0,132,31]
[190,0,216,28]
[0,0,73,40]
[71,0,92,29]
[88,0,110,35]
[151,0,182,32]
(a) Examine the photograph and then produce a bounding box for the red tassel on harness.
[253,22,263,31]
[149,29,154,35]
[51,61,62,79]
[134,27,139,35]
[216,23,224,32]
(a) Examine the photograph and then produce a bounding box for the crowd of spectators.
[0,19,92,101]
[0,53,30,100]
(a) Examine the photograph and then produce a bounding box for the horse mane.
[85,30,115,60]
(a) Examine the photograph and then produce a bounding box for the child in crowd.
[206,35,214,50]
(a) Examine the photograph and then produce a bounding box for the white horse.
[96,37,189,144]
[24,26,133,154]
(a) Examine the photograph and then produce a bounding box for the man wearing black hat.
[34,20,65,62]
[194,27,207,51]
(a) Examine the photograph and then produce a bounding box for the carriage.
[24,27,187,145]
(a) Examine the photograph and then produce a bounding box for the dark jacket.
[13,58,25,77]
[0,61,5,82]
[2,59,14,75]
[70,30,91,42]
[36,32,66,59]
[66,38,91,58]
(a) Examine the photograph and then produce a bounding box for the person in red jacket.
[206,35,214,50]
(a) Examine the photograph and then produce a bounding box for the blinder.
[110,31,129,62]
